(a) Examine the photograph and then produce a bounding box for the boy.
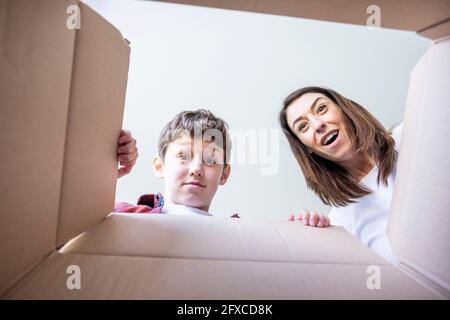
[115,109,328,225]
[114,109,234,216]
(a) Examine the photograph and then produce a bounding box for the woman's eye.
[298,122,308,132]
[317,105,327,113]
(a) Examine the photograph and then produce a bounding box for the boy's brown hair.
[158,109,232,164]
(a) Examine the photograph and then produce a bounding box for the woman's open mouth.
[321,129,339,147]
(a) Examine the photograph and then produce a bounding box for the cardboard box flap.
[7,252,436,299]
[0,0,130,296]
[61,214,390,265]
[55,1,130,246]
[388,38,450,298]
[160,0,450,39]
[0,0,76,295]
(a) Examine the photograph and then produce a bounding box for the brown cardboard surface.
[61,214,390,265]
[159,0,450,39]
[55,1,130,246]
[418,19,450,41]
[0,0,130,296]
[388,38,450,298]
[0,0,76,295]
[1,0,448,300]
[6,252,436,299]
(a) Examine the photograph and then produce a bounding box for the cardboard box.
[0,0,130,297]
[0,0,448,299]
[159,0,450,40]
[1,214,440,299]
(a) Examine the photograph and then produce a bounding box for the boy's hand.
[287,209,330,228]
[117,129,138,179]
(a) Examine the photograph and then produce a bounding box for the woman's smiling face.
[286,92,355,163]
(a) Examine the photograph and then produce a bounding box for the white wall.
[84,0,430,218]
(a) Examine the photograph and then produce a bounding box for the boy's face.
[153,134,230,212]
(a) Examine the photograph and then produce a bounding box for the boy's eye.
[204,158,216,165]
[178,153,190,161]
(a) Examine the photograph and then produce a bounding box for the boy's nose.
[188,162,203,177]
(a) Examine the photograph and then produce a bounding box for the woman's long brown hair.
[279,86,397,207]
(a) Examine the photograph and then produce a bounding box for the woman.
[280,86,402,264]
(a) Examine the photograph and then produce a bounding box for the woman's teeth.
[325,132,338,146]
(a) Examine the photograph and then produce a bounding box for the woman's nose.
[311,118,326,132]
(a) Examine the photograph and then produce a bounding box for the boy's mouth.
[183,181,206,188]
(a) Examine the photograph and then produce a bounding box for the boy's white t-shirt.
[162,203,212,217]
[328,124,403,265]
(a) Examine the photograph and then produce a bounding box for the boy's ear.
[219,164,231,186]
[153,155,165,179]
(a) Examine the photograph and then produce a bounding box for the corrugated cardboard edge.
[55,0,82,250]
[80,1,131,48]
[418,17,450,40]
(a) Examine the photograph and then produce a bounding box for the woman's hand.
[117,129,138,178]
[287,209,330,228]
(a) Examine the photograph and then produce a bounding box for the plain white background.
[84,0,430,218]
